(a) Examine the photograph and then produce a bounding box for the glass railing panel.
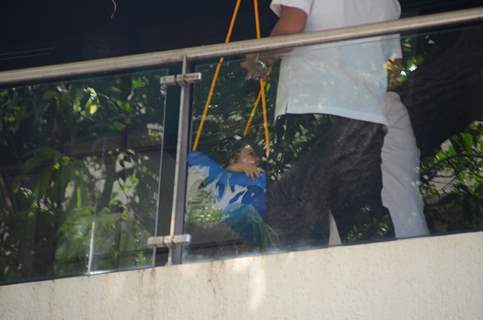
[399,25,483,236]
[183,58,278,261]
[184,23,483,261]
[0,67,174,284]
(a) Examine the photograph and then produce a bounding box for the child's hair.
[229,139,259,164]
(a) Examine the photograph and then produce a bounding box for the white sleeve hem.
[270,0,312,17]
[382,34,403,60]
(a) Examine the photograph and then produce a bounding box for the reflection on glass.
[0,69,168,283]
[185,24,483,261]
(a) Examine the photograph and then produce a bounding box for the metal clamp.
[160,73,202,87]
[147,234,191,248]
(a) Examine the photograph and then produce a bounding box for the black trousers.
[265,114,395,248]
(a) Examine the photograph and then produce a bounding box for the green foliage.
[186,188,224,225]
[0,69,167,282]
[421,122,483,232]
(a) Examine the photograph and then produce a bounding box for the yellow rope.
[252,0,264,139]
[194,0,271,157]
[243,89,262,137]
[253,0,271,157]
[259,80,271,158]
[225,0,242,44]
[242,0,264,139]
[192,0,242,151]
[253,0,262,39]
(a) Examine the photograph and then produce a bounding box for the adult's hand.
[241,5,307,81]
[241,53,273,81]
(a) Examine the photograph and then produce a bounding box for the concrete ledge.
[1,232,483,320]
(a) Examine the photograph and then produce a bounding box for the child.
[187,143,271,246]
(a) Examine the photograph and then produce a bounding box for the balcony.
[1,6,483,319]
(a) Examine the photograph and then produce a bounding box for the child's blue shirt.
[187,152,267,217]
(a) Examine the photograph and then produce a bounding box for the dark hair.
[229,139,259,163]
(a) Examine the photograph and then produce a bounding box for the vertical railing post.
[147,59,200,263]
[167,56,192,265]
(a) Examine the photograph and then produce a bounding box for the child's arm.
[188,152,224,183]
[227,162,264,180]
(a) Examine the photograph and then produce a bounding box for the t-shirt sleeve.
[270,0,313,17]
[187,152,224,182]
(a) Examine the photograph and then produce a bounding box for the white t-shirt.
[271,0,402,124]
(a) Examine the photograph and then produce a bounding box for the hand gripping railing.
[1,7,483,86]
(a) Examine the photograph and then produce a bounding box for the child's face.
[238,145,260,166]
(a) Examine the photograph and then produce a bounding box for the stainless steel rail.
[1,6,483,85]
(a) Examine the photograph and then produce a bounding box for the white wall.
[2,232,483,320]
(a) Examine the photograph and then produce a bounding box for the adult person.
[382,91,429,238]
[243,0,408,247]
[386,26,483,237]
[395,27,483,156]
[323,91,430,243]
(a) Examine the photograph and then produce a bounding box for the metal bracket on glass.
[147,234,191,248]
[159,73,202,87]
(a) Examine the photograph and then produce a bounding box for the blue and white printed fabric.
[187,152,267,217]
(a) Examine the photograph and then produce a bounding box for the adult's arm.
[270,5,308,37]
[241,4,308,78]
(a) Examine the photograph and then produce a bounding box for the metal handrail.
[1,6,483,86]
